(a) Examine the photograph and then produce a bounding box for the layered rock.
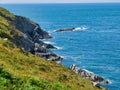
[70,64,110,86]
[12,16,63,61]
[0,7,62,61]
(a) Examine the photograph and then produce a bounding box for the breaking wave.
[54,46,63,50]
[44,41,55,44]
[73,26,88,31]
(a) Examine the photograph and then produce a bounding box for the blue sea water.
[0,3,120,90]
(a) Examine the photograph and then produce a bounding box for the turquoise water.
[0,3,120,90]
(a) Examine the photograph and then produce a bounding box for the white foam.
[73,26,87,31]
[48,30,54,33]
[44,41,55,44]
[107,79,112,84]
[82,69,94,74]
[54,46,63,50]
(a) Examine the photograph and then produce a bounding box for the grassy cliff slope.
[0,7,106,90]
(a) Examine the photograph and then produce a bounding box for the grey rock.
[55,28,75,32]
[11,15,62,61]
[70,64,110,85]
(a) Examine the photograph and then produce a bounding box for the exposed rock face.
[14,16,52,39]
[70,64,110,86]
[11,15,62,61]
[0,7,62,61]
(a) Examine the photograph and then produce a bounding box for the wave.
[48,30,55,33]
[73,26,87,31]
[54,26,88,32]
[107,79,112,84]
[54,46,63,50]
[44,41,55,44]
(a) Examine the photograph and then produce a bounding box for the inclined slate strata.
[13,15,63,61]
[0,12,62,61]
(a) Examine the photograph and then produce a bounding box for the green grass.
[0,7,15,20]
[0,67,70,90]
[0,38,106,90]
[0,7,106,90]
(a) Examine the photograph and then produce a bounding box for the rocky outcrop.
[0,7,63,61]
[34,43,63,61]
[55,28,75,32]
[70,64,110,86]
[11,15,62,61]
[14,16,52,39]
[55,27,87,32]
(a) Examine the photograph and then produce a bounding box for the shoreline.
[0,7,109,89]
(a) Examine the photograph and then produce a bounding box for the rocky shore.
[0,8,63,61]
[70,64,110,86]
[0,7,107,90]
[13,16,63,61]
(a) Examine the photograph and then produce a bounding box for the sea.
[0,3,120,90]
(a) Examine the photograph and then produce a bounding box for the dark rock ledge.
[55,27,75,32]
[55,27,87,32]
[13,15,63,61]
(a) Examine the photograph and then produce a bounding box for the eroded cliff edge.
[0,7,62,61]
[0,7,106,90]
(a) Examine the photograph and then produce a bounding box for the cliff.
[0,7,106,90]
[0,7,62,61]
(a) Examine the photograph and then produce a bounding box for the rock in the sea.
[55,28,75,32]
[55,27,87,32]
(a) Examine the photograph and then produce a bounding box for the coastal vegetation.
[0,7,106,90]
